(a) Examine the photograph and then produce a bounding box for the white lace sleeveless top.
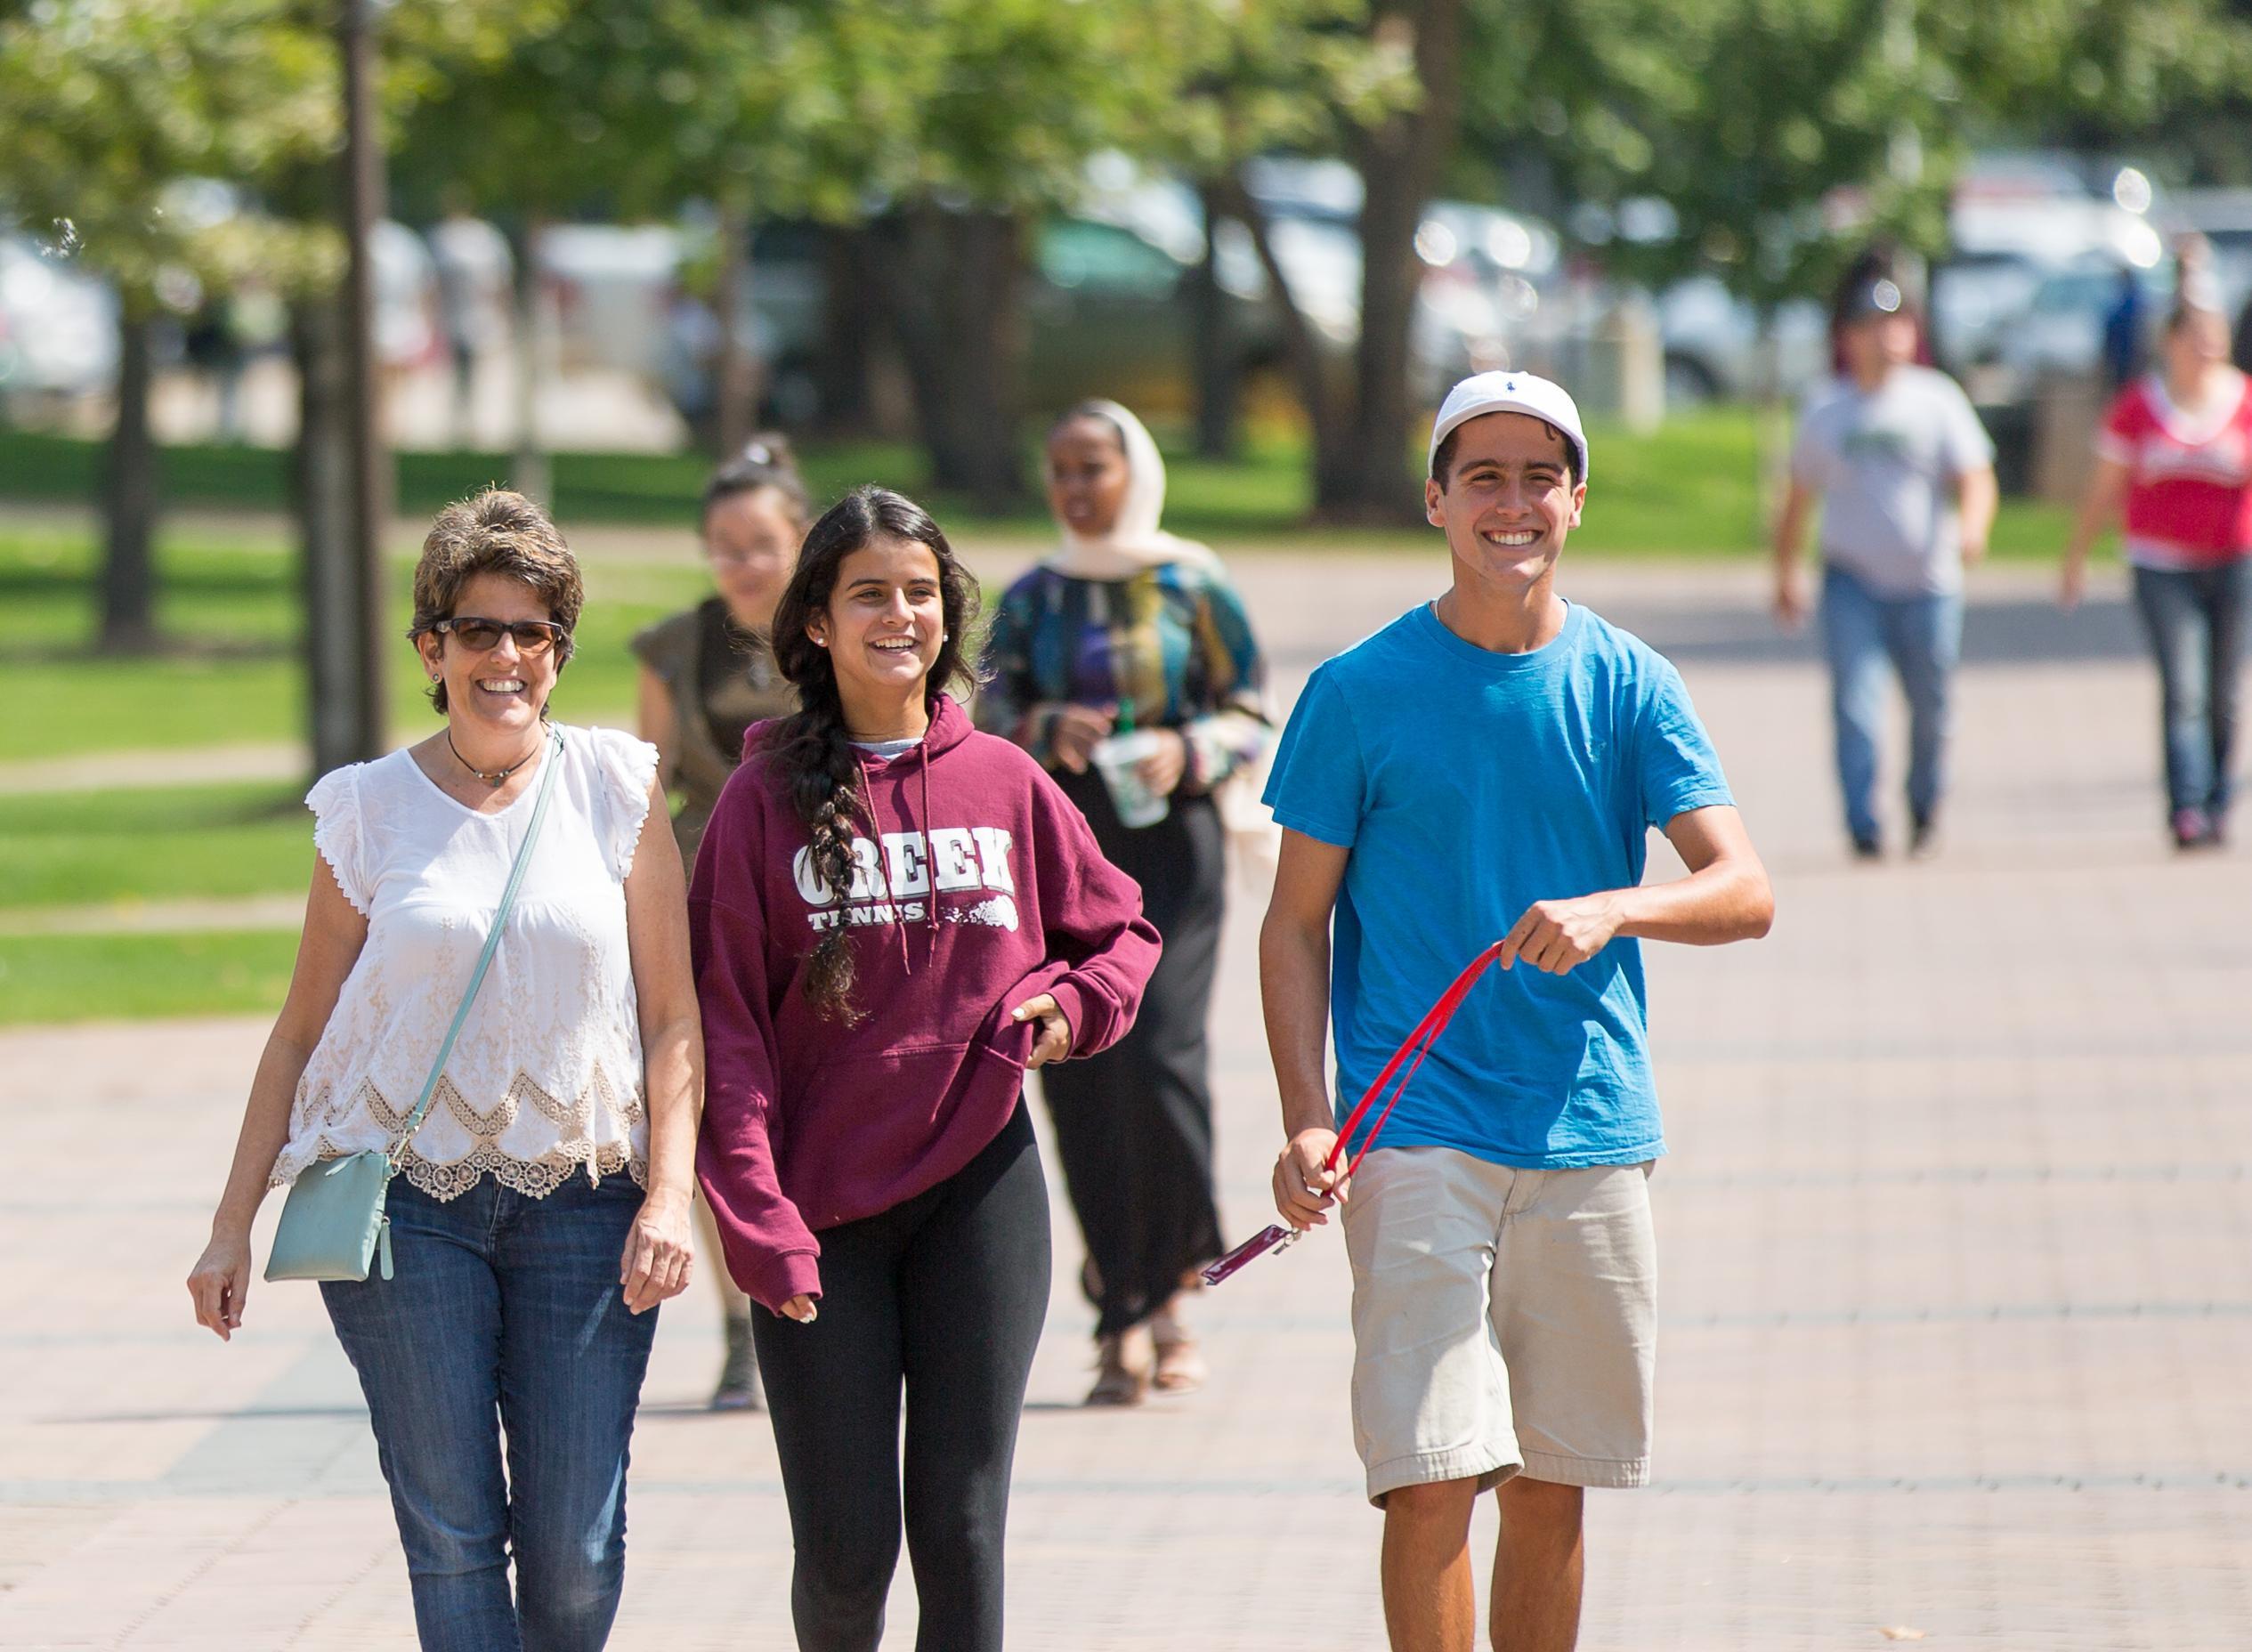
[271,725,660,1201]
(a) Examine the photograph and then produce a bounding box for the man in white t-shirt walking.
[1773,257,1997,859]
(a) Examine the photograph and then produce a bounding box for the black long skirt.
[1041,768,1226,1339]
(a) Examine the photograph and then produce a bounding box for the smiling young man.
[1259,373,1773,1652]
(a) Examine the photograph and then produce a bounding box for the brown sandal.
[1085,1328,1151,1406]
[1149,1309,1205,1393]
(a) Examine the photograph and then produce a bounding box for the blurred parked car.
[1226,156,1552,385]
[1982,255,2179,397]
[1025,214,1244,412]
[1932,183,2176,408]
[1654,276,1828,404]
[1928,250,2055,377]
[0,232,117,401]
[371,220,442,376]
[651,208,1287,435]
[1950,194,2163,275]
[652,163,1538,431]
[544,222,704,378]
[1064,163,1540,406]
[2157,189,2252,319]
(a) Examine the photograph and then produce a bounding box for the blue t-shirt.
[1262,600,1733,1169]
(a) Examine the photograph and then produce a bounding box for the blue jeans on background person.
[1820,563,1964,849]
[321,1170,658,1652]
[2131,561,2249,826]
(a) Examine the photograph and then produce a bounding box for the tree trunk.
[713,200,759,459]
[871,204,1028,508]
[1322,0,1465,522]
[99,309,159,653]
[293,290,382,778]
[337,2,392,763]
[1752,302,1793,526]
[1190,183,1241,461]
[1223,177,1348,488]
[814,225,878,434]
[508,215,552,507]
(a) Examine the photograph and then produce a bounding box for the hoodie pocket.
[784,1037,1033,1228]
[988,960,1073,1063]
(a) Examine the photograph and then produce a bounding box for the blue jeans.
[1820,563,1964,845]
[2131,562,2248,819]
[321,1170,658,1651]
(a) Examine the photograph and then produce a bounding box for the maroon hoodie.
[690,693,1161,1311]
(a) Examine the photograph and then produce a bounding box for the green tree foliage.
[0,0,342,651]
[393,1,877,470]
[1467,0,1948,312]
[0,0,342,299]
[830,0,1335,503]
[1941,0,2252,134]
[1470,0,2252,311]
[1944,0,2252,184]
[392,0,1409,503]
[1146,0,1420,475]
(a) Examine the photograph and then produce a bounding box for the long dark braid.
[777,672,870,1022]
[766,485,983,1021]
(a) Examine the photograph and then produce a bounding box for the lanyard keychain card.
[1201,939,1509,1286]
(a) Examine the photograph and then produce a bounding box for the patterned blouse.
[976,558,1269,793]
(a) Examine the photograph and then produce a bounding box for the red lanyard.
[1324,937,1508,1182]
[1200,939,1508,1287]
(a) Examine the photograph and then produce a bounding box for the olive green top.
[629,597,796,863]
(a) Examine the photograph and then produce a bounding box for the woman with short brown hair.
[187,490,702,1648]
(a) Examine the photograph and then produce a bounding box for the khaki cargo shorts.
[1341,1145,1657,1507]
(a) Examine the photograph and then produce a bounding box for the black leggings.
[752,1103,1052,1652]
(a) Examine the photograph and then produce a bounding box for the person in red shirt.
[2062,286,2252,847]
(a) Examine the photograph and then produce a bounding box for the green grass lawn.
[0,421,1346,542]
[0,780,312,908]
[0,406,2080,1027]
[0,524,706,761]
[0,409,2074,555]
[0,402,2087,773]
[0,520,704,1021]
[0,410,2076,764]
[0,929,299,1024]
[0,428,868,530]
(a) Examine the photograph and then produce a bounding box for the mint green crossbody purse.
[265,730,563,1284]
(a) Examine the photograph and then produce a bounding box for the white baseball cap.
[1428,370,1588,483]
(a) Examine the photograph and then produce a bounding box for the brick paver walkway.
[4,553,2249,1648]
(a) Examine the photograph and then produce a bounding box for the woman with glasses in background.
[187,490,701,1648]
[633,434,812,1409]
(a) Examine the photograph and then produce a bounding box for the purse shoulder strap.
[389,727,567,1160]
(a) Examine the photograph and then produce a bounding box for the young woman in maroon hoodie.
[691,484,1160,1651]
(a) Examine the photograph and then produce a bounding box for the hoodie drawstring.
[919,743,937,937]
[855,726,938,976]
[855,753,911,976]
